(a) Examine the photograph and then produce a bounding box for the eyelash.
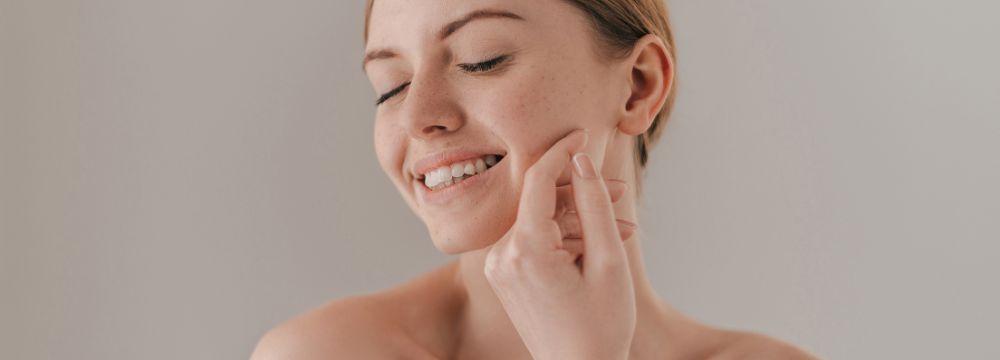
[375,54,510,106]
[375,81,410,106]
[458,54,510,73]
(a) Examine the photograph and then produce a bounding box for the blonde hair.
[363,0,676,182]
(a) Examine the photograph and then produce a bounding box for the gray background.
[2,0,998,359]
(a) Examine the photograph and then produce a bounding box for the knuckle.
[489,242,528,270]
[483,249,501,276]
[504,244,533,268]
[484,253,513,285]
[483,261,498,282]
[577,204,612,219]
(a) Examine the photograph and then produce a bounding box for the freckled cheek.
[486,73,592,167]
[480,77,561,144]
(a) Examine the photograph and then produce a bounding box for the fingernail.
[621,227,635,241]
[609,179,630,192]
[572,152,597,179]
[617,219,638,229]
[617,219,637,241]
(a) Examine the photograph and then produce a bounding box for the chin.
[409,157,521,254]
[423,203,518,255]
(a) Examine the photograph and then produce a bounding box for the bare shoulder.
[707,331,820,360]
[250,263,459,360]
[249,294,417,359]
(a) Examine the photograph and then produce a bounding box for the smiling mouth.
[417,154,505,191]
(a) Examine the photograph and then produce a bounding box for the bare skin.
[250,154,816,359]
[250,233,817,359]
[252,0,818,358]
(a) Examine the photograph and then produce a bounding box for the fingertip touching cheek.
[365,0,627,254]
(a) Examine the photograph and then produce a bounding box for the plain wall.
[2,0,998,359]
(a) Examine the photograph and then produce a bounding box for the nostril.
[422,125,448,134]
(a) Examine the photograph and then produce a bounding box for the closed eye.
[375,54,509,106]
[375,81,410,106]
[458,54,510,73]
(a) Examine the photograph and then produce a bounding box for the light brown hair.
[363,0,676,180]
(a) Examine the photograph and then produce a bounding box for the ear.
[617,34,675,136]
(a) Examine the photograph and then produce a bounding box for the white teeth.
[423,170,434,187]
[421,154,502,190]
[427,169,444,188]
[434,168,450,187]
[475,158,486,173]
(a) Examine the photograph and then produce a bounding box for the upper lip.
[411,148,505,179]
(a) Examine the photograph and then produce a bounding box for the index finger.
[571,152,628,275]
[517,129,589,225]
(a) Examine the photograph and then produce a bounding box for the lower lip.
[415,160,503,206]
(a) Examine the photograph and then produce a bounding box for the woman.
[253,0,817,358]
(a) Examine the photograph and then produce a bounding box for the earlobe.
[617,34,674,136]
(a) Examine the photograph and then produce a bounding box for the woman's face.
[365,0,629,253]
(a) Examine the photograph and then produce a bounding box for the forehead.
[366,0,581,49]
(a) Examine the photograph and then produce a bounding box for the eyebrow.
[362,9,525,71]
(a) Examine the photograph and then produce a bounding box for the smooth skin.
[484,130,636,360]
[252,0,819,358]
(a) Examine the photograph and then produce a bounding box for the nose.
[401,75,465,139]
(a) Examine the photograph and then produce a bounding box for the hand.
[555,179,636,260]
[484,129,636,360]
